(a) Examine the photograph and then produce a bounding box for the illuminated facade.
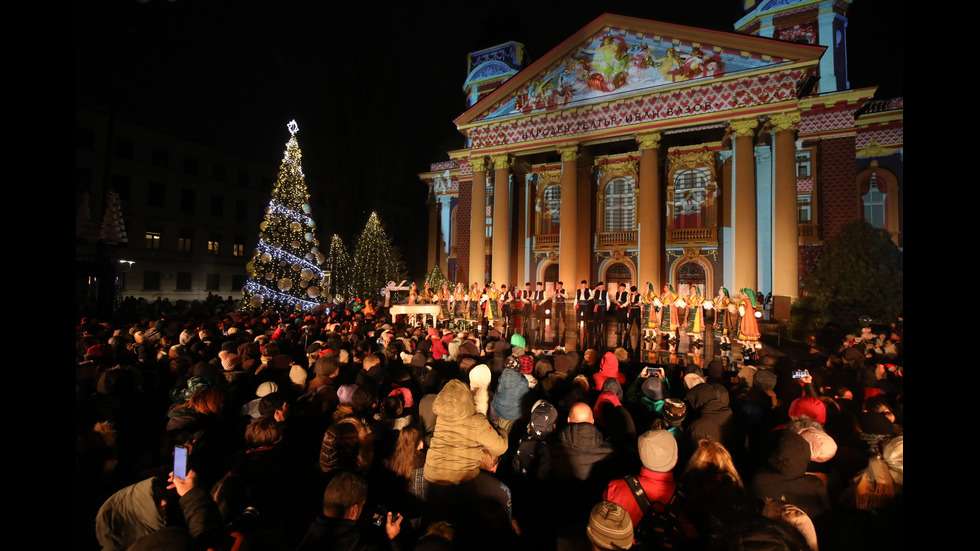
[419,7,902,343]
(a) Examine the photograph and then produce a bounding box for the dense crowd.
[76,301,903,551]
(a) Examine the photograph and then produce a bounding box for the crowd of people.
[76,298,903,551]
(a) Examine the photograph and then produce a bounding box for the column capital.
[470,155,488,172]
[557,143,580,161]
[729,118,758,138]
[636,132,662,150]
[491,153,512,170]
[769,111,802,134]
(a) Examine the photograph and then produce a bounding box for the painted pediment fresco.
[475,26,801,123]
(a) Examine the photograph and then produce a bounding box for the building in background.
[419,5,902,339]
[76,105,328,312]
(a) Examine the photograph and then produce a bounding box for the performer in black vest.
[613,282,629,346]
[625,285,642,352]
[575,280,592,348]
[533,281,547,345]
[520,282,533,338]
[553,281,567,347]
[592,282,609,349]
[500,284,515,337]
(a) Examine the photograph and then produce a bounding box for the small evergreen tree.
[351,212,407,300]
[328,234,353,302]
[801,219,903,331]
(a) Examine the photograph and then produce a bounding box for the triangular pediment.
[456,13,824,128]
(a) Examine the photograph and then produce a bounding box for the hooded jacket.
[593,351,627,390]
[424,379,508,485]
[686,382,735,447]
[750,429,831,522]
[492,368,530,421]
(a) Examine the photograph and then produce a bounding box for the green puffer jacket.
[423,379,508,485]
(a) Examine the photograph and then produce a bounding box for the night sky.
[77,0,902,278]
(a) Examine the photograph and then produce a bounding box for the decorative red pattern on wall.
[856,125,903,148]
[430,160,457,171]
[467,69,808,148]
[800,107,857,134]
[817,137,859,241]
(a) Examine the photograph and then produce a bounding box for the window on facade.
[184,156,199,175]
[178,230,193,252]
[152,148,169,168]
[231,274,246,291]
[180,188,196,213]
[604,177,635,232]
[176,272,192,291]
[798,195,812,223]
[239,171,250,188]
[112,174,131,202]
[208,238,220,255]
[143,270,161,290]
[210,195,224,217]
[148,182,166,207]
[543,184,561,234]
[485,183,493,239]
[668,168,713,230]
[796,150,811,178]
[206,273,220,290]
[861,173,886,229]
[115,138,134,159]
[212,164,226,181]
[145,231,161,250]
[233,242,245,257]
[236,199,248,221]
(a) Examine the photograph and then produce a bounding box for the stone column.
[770,111,802,304]
[427,189,438,271]
[558,143,578,348]
[636,132,662,288]
[491,154,512,286]
[469,156,488,286]
[730,119,758,293]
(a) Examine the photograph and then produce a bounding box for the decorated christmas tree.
[243,120,329,312]
[327,233,353,302]
[351,212,407,300]
[423,264,451,293]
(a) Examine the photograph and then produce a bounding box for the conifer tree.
[801,219,903,330]
[243,121,328,312]
[351,212,407,300]
[328,234,353,302]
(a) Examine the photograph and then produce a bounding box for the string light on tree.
[351,212,407,300]
[243,120,328,312]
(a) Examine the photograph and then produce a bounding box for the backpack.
[624,475,687,550]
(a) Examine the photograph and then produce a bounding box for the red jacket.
[603,468,677,529]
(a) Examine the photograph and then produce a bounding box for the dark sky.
[77,0,902,273]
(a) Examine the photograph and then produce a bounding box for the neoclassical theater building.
[418,3,902,329]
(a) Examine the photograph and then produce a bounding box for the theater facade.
[419,8,903,325]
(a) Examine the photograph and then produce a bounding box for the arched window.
[605,262,633,286]
[861,172,886,229]
[604,177,635,232]
[677,261,706,297]
[669,167,712,229]
[543,184,561,234]
[857,163,900,244]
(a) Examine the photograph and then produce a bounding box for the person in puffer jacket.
[490,367,530,436]
[424,379,508,486]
